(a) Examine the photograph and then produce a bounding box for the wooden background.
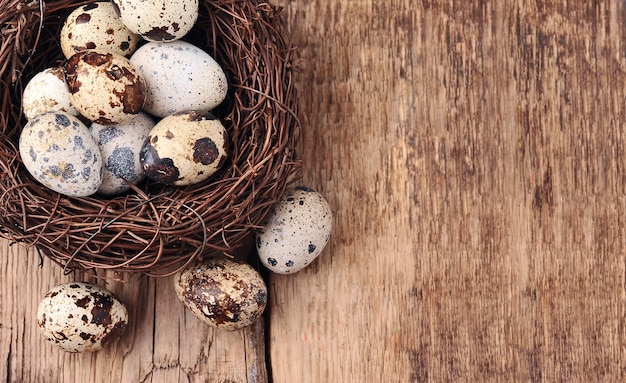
[2,0,626,381]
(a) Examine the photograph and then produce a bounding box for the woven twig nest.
[0,0,300,274]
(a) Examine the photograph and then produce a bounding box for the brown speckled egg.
[60,2,140,59]
[140,111,228,186]
[22,67,79,120]
[113,0,198,42]
[19,111,103,197]
[64,50,146,125]
[173,257,267,331]
[256,186,333,274]
[36,282,128,353]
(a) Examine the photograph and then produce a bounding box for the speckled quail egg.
[130,41,228,117]
[36,282,128,353]
[22,67,79,120]
[19,111,103,197]
[90,112,155,195]
[140,110,228,186]
[113,0,198,42]
[60,2,140,59]
[64,50,146,125]
[256,186,333,274]
[174,257,267,331]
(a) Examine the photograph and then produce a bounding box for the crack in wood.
[5,339,11,383]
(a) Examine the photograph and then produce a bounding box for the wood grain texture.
[268,0,626,382]
[0,240,267,383]
[3,0,626,382]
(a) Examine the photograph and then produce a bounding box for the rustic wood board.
[269,0,626,381]
[2,0,626,382]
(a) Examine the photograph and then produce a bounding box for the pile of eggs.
[30,0,333,353]
[20,0,228,197]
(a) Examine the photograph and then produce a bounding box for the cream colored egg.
[113,0,198,42]
[174,257,267,331]
[130,41,227,117]
[140,111,228,186]
[36,282,128,352]
[64,50,146,125]
[60,2,140,59]
[22,67,78,120]
[256,186,333,274]
[19,111,103,197]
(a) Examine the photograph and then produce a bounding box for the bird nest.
[0,0,301,274]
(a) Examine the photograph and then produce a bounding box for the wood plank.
[268,0,626,381]
[0,239,267,382]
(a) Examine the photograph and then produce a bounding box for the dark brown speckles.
[193,138,218,165]
[183,275,241,326]
[140,141,180,184]
[54,331,68,341]
[75,296,91,308]
[115,79,146,114]
[184,110,215,122]
[79,332,93,341]
[89,292,114,327]
[106,64,125,81]
[63,54,83,94]
[83,51,113,67]
[144,26,176,41]
[94,116,115,125]
[75,13,91,24]
[165,130,174,139]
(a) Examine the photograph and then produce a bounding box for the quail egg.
[140,111,228,186]
[174,257,267,331]
[256,186,333,274]
[64,50,146,125]
[19,111,103,197]
[36,282,128,352]
[60,2,140,59]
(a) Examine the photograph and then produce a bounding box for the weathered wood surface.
[3,0,626,382]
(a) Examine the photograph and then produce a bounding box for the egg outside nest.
[173,257,267,331]
[256,186,333,274]
[36,282,128,353]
